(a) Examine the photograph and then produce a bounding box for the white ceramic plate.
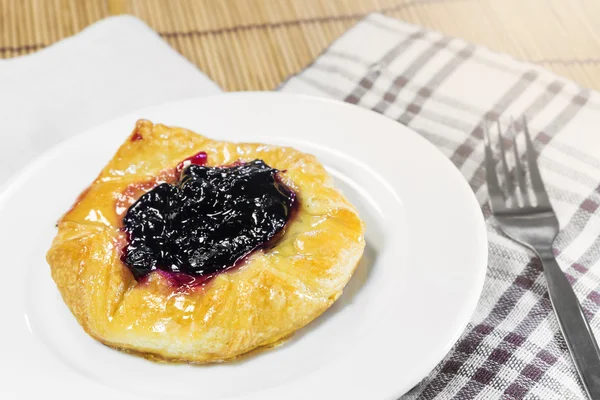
[0,93,486,400]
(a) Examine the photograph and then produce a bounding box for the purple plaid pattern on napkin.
[280,13,600,400]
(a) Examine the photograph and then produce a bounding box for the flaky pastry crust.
[46,120,365,363]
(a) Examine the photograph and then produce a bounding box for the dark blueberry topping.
[122,159,296,280]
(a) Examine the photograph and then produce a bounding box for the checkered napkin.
[280,13,600,400]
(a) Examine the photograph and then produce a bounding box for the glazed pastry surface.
[46,120,365,363]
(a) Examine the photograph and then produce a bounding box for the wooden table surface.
[2,0,600,91]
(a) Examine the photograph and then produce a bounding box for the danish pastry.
[46,120,365,363]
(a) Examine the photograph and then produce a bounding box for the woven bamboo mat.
[2,0,600,91]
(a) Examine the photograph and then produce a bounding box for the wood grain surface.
[1,0,599,91]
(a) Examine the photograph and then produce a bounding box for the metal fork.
[485,117,600,399]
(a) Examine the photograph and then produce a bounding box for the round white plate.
[0,93,486,400]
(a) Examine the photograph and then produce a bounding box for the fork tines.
[484,116,552,213]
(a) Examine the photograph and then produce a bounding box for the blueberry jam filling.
[122,159,296,281]
[176,151,208,172]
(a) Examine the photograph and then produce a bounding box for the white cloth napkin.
[0,15,221,186]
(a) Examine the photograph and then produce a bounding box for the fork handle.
[541,253,600,399]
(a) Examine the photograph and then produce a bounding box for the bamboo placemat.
[2,0,600,91]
